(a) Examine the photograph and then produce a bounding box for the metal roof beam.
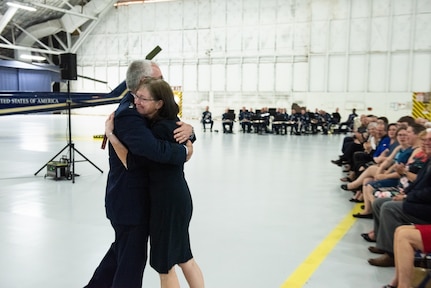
[0,43,63,55]
[14,23,52,51]
[0,7,18,35]
[31,2,98,20]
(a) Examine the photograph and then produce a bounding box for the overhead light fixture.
[144,0,177,2]
[114,0,175,7]
[6,2,37,12]
[114,0,144,6]
[20,54,46,61]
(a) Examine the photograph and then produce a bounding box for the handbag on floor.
[413,252,431,288]
[412,267,431,288]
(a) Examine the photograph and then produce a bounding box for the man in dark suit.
[84,60,194,288]
[201,106,213,131]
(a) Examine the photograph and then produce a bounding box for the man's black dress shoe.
[368,246,386,254]
[353,213,373,219]
[368,253,395,267]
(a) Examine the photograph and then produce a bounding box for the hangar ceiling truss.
[0,0,116,64]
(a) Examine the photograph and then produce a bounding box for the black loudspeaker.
[52,82,60,92]
[60,53,77,80]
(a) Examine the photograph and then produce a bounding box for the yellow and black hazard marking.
[412,92,431,121]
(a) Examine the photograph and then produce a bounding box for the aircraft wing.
[0,81,128,116]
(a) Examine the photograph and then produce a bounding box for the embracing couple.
[84,60,204,288]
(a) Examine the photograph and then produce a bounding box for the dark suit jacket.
[404,159,431,222]
[105,93,186,225]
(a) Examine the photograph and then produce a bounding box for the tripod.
[34,81,103,183]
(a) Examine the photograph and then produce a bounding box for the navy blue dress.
[129,118,194,273]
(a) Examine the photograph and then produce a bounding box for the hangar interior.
[0,1,430,288]
[0,0,430,120]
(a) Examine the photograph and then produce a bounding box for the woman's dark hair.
[139,78,179,121]
[387,123,397,131]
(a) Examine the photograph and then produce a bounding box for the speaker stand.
[34,81,103,183]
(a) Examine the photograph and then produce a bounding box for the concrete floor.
[0,114,394,288]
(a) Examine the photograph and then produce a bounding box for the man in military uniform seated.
[309,109,320,134]
[201,106,214,132]
[222,108,235,133]
[272,108,289,135]
[337,108,358,133]
[298,108,311,134]
[286,108,300,135]
[260,107,272,133]
[239,106,252,133]
[318,109,332,135]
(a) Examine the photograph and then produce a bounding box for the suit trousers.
[84,222,149,288]
[372,198,428,254]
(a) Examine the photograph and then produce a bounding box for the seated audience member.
[331,107,341,125]
[239,106,252,133]
[337,108,358,133]
[260,107,271,133]
[298,108,311,134]
[309,109,319,134]
[331,114,370,167]
[318,110,332,135]
[416,117,429,126]
[351,121,381,173]
[383,224,431,288]
[366,128,431,267]
[341,119,375,178]
[201,106,214,132]
[222,108,235,133]
[397,115,416,127]
[286,108,300,135]
[373,123,399,165]
[272,108,288,135]
[377,116,389,126]
[250,109,265,134]
[353,129,427,218]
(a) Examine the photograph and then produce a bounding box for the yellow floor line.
[280,203,363,288]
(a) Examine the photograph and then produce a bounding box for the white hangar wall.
[74,0,431,122]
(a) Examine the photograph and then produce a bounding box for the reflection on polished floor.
[0,114,394,288]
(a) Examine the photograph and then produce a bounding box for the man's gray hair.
[126,60,153,92]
